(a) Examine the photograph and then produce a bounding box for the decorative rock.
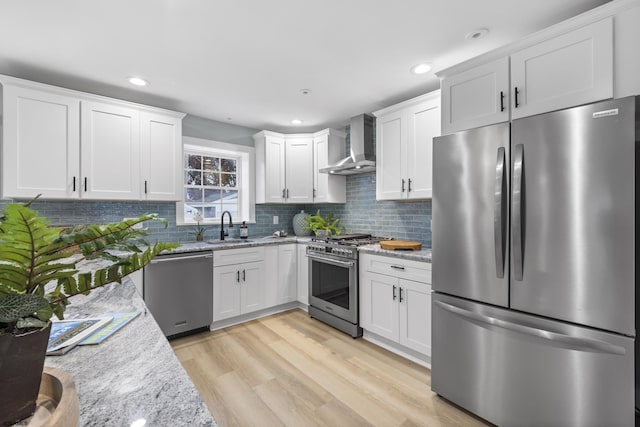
[292,210,311,236]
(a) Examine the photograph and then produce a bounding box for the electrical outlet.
[273,216,279,225]
[124,217,143,230]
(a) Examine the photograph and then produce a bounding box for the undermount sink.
[206,239,253,244]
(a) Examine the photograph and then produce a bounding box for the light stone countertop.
[44,275,216,426]
[358,244,432,263]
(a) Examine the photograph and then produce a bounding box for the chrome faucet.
[220,211,234,240]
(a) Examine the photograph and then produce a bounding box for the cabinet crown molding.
[252,128,346,140]
[435,0,637,79]
[0,73,185,118]
[373,89,441,118]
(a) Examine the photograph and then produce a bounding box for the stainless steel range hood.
[320,114,375,175]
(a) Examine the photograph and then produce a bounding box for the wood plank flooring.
[170,309,490,427]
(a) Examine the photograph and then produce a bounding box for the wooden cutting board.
[380,240,422,251]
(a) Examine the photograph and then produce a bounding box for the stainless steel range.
[307,234,389,337]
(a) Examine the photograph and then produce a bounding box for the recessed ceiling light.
[411,63,432,75]
[128,77,148,86]
[299,89,312,95]
[291,119,303,125]
[466,28,489,40]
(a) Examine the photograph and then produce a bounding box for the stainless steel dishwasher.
[143,251,213,338]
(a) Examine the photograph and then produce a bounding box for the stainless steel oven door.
[307,253,358,324]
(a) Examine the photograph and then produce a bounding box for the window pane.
[184,204,203,221]
[185,188,202,202]
[203,171,220,186]
[204,204,221,219]
[221,190,239,218]
[221,173,237,187]
[186,155,202,170]
[221,158,237,173]
[204,189,220,203]
[202,156,219,171]
[186,170,202,185]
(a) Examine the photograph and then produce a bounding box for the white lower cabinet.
[296,243,309,305]
[264,244,297,306]
[360,254,432,356]
[213,247,266,322]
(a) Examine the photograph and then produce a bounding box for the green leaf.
[0,294,49,323]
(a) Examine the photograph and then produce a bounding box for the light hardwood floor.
[171,309,491,427]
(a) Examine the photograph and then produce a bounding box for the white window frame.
[177,136,255,226]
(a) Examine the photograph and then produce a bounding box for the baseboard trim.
[362,330,431,369]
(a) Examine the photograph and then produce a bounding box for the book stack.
[46,311,141,356]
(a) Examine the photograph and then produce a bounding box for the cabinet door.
[398,279,431,355]
[81,101,140,199]
[441,57,510,135]
[2,85,80,199]
[359,271,399,341]
[140,111,182,201]
[285,137,314,203]
[213,264,241,321]
[277,244,297,304]
[406,99,440,200]
[240,261,266,314]
[313,133,346,203]
[296,244,309,305]
[376,111,405,200]
[511,18,613,120]
[263,135,286,203]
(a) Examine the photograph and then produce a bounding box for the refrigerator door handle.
[513,143,524,281]
[434,300,626,355]
[494,147,506,278]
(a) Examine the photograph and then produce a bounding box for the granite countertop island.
[358,244,432,262]
[44,275,216,426]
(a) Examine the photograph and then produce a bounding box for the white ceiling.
[0,0,611,133]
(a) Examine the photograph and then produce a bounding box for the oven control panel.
[307,243,357,260]
[331,247,354,257]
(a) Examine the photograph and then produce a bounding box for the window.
[178,137,255,225]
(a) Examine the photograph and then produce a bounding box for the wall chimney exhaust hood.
[320,114,375,175]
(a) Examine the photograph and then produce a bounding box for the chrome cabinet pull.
[393,285,397,300]
[494,146,506,279]
[401,179,405,192]
[513,144,524,281]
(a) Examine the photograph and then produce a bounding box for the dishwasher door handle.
[150,254,213,264]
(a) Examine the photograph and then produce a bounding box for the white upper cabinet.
[2,84,80,199]
[440,17,614,134]
[313,129,346,203]
[441,57,509,135]
[81,100,141,200]
[510,17,613,120]
[0,75,184,201]
[254,129,346,204]
[374,90,440,201]
[284,136,314,203]
[140,111,183,201]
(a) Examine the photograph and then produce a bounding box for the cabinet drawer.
[214,246,265,266]
[361,254,431,284]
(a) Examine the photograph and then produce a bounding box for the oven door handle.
[306,254,355,268]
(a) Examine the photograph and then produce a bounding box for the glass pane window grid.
[184,153,239,222]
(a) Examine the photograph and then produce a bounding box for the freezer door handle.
[494,146,506,278]
[434,300,626,355]
[512,144,524,281]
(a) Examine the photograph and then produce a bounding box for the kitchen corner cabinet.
[359,254,432,355]
[313,129,346,203]
[213,247,266,322]
[374,90,440,201]
[440,17,613,134]
[254,129,346,204]
[0,75,184,200]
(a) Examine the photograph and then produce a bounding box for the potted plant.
[192,211,205,241]
[302,210,342,237]
[0,201,178,426]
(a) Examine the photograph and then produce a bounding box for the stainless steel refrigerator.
[432,96,637,427]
